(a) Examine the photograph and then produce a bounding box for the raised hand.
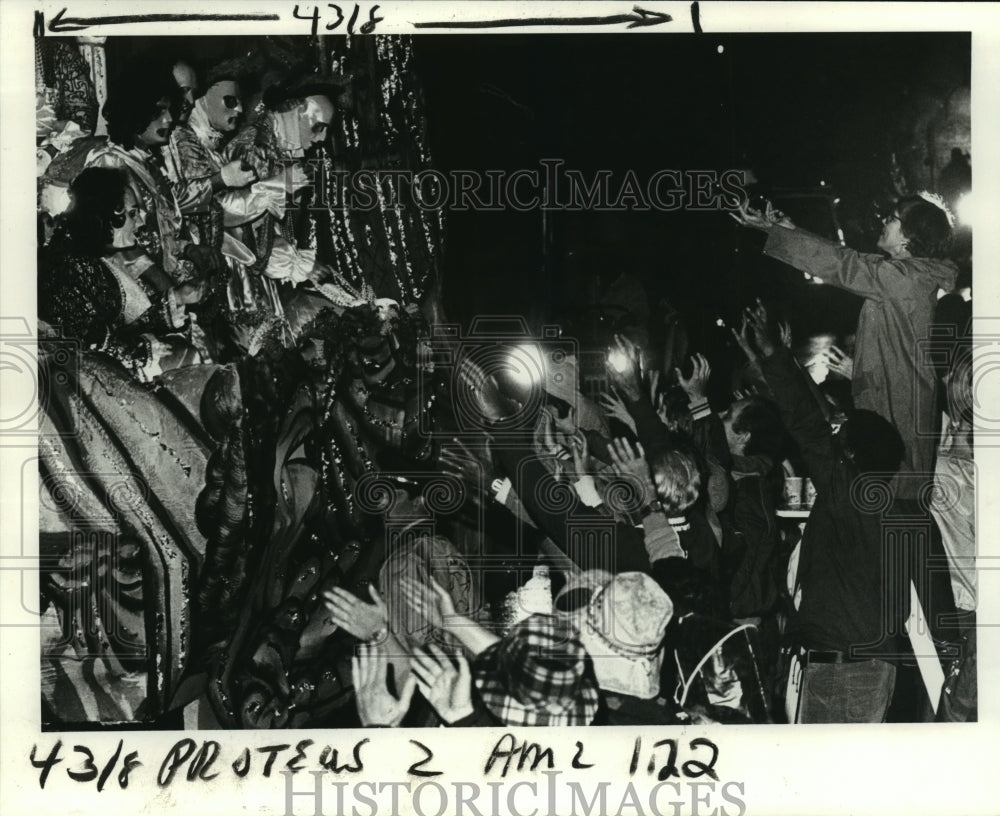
[779,321,793,349]
[730,200,795,231]
[439,436,493,492]
[730,201,773,231]
[647,368,661,405]
[399,576,442,635]
[400,574,457,633]
[352,642,416,727]
[763,201,795,229]
[607,437,655,508]
[409,644,474,724]
[402,575,499,657]
[826,345,854,380]
[598,390,638,435]
[551,404,578,437]
[539,407,562,456]
[654,390,671,427]
[568,430,591,476]
[429,575,457,619]
[676,353,711,402]
[322,584,388,643]
[744,299,778,359]
[731,313,759,364]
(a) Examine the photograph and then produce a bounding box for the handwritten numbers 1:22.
[294,4,383,36]
[629,737,719,782]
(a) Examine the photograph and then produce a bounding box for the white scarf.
[189,98,227,153]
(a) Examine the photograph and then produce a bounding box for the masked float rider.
[224,88,341,336]
[86,68,225,292]
[164,61,309,356]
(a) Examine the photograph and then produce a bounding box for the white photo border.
[3,3,999,815]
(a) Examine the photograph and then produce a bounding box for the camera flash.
[607,349,630,374]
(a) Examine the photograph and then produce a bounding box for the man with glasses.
[165,62,259,242]
[165,60,296,356]
[220,84,341,334]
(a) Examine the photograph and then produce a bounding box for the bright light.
[507,344,544,388]
[607,348,630,374]
[956,192,973,226]
[717,44,725,54]
[715,318,726,328]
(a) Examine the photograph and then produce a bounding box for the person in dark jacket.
[745,303,907,723]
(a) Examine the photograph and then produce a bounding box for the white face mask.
[273,95,335,158]
[375,298,400,321]
[111,192,143,249]
[297,95,335,149]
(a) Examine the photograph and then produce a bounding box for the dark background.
[413,33,970,344]
[106,32,971,350]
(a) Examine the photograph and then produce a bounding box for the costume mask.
[203,80,243,133]
[297,95,335,149]
[111,189,143,249]
[136,98,172,148]
[375,298,400,321]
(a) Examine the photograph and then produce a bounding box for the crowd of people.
[36,41,974,728]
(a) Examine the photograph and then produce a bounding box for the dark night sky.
[413,33,970,340]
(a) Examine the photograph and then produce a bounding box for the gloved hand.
[221,159,257,188]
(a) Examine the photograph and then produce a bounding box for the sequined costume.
[86,141,196,282]
[39,346,227,727]
[164,100,291,340]
[201,303,442,727]
[39,232,195,380]
[224,107,324,286]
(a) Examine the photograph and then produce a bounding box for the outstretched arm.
[745,305,836,493]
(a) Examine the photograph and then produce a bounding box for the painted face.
[877,211,908,256]
[172,62,197,122]
[136,97,173,148]
[111,188,143,249]
[298,95,335,148]
[204,80,243,133]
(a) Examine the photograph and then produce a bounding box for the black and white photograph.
[3,2,999,815]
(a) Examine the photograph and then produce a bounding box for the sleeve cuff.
[642,511,685,561]
[492,477,512,505]
[573,474,604,507]
[688,397,712,421]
